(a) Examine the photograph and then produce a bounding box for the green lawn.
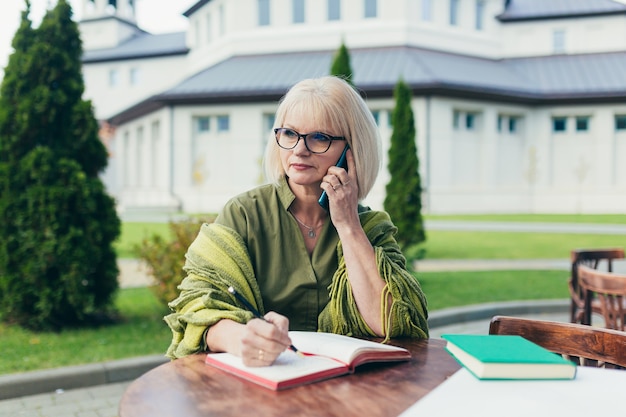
[114,222,171,258]
[115,214,626,260]
[419,270,569,311]
[0,288,171,374]
[422,231,625,259]
[425,214,626,224]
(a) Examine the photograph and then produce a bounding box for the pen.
[228,286,303,356]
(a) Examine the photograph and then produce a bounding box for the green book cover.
[442,334,577,380]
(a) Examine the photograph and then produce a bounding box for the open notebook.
[205,331,410,390]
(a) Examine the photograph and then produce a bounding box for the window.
[364,0,377,18]
[371,110,380,126]
[217,115,230,132]
[552,117,567,132]
[498,115,521,133]
[576,116,590,132]
[328,0,340,21]
[263,113,275,151]
[206,13,212,42]
[616,115,626,131]
[465,113,476,130]
[475,0,485,30]
[449,0,459,25]
[453,110,461,129]
[422,0,432,21]
[454,110,481,131]
[258,0,270,26]
[151,121,161,143]
[129,67,140,85]
[293,0,305,23]
[264,114,276,132]
[219,5,225,35]
[109,68,119,87]
[194,20,201,47]
[553,29,566,54]
[197,117,210,132]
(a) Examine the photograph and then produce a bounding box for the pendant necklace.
[290,210,323,239]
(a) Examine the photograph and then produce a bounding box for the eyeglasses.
[274,127,346,154]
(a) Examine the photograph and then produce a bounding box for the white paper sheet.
[400,366,626,417]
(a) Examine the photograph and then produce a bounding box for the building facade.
[79,0,626,214]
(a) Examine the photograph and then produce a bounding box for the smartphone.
[318,145,349,211]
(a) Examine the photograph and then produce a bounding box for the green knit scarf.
[165,213,428,359]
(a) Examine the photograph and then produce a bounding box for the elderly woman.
[165,76,428,366]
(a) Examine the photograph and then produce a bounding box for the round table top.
[119,338,460,417]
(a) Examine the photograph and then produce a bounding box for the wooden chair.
[489,315,626,369]
[578,264,626,331]
[569,248,624,325]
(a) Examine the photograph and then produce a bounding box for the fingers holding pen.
[241,319,280,366]
[240,314,293,367]
[228,288,294,366]
[263,311,291,336]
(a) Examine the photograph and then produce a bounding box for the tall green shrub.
[0,1,120,329]
[383,79,426,251]
[330,41,354,85]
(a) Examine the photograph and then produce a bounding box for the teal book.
[442,334,577,380]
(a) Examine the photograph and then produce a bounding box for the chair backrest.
[569,248,625,324]
[489,315,626,369]
[571,248,624,278]
[578,264,626,331]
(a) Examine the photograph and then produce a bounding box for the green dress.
[164,176,428,359]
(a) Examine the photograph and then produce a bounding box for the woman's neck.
[288,198,327,226]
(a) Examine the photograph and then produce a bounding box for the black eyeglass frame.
[274,127,346,154]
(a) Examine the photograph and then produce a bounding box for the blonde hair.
[263,76,381,200]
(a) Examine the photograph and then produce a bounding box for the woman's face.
[279,115,347,190]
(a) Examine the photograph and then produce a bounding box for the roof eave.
[79,15,146,31]
[497,10,626,23]
[183,0,211,17]
[82,49,189,64]
[108,84,626,126]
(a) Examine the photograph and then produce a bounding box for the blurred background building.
[79,0,626,214]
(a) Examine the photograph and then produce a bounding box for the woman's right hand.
[240,311,293,367]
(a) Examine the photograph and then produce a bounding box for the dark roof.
[183,0,212,17]
[108,45,626,125]
[82,32,188,63]
[498,0,626,22]
[506,52,626,97]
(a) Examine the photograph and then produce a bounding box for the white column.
[117,0,137,22]
[97,0,109,15]
[82,0,106,18]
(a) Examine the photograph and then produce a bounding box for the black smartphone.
[318,145,349,211]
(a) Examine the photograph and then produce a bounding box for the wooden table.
[119,338,460,417]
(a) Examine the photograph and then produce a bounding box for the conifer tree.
[0,1,36,162]
[0,0,120,329]
[383,79,426,250]
[330,41,354,85]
